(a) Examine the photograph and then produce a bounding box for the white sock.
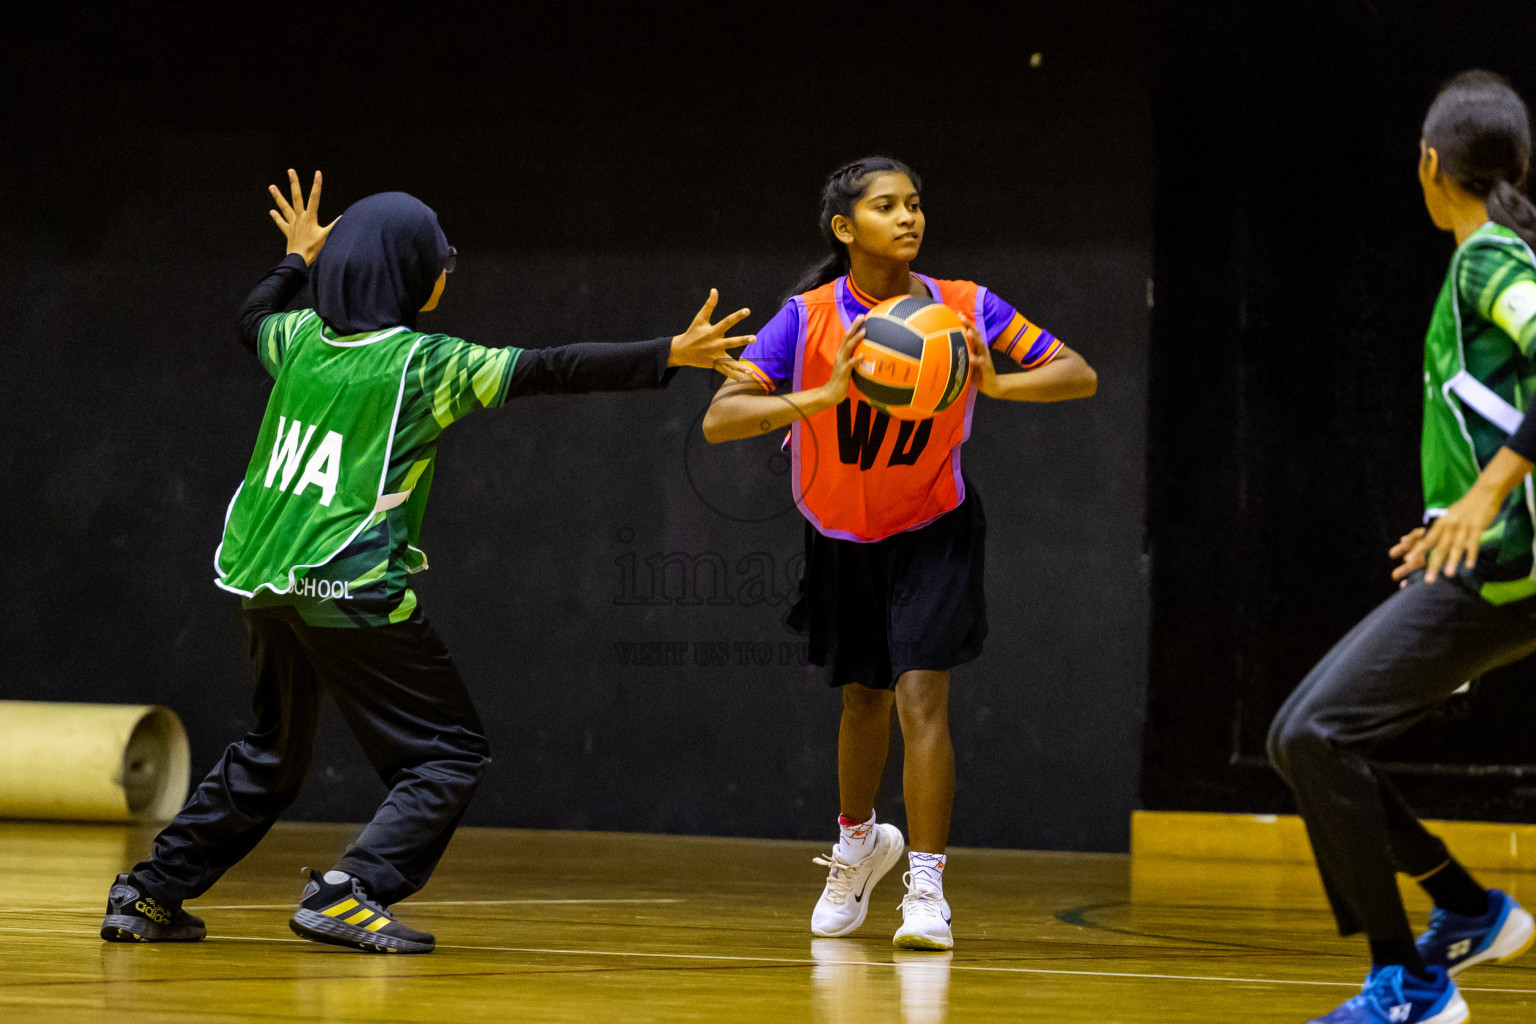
[323,870,351,885]
[835,810,879,862]
[908,851,946,895]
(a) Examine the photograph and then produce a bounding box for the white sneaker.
[810,822,905,937]
[893,872,953,950]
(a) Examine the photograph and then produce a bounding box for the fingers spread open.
[714,307,751,333]
[269,184,296,221]
[694,289,720,327]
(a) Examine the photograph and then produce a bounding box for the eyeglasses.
[443,246,458,275]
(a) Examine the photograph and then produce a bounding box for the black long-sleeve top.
[237,253,677,394]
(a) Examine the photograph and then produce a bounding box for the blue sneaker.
[1417,888,1535,976]
[1306,965,1467,1024]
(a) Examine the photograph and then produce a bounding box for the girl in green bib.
[1269,72,1536,1024]
[100,171,753,954]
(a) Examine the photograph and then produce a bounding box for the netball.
[852,295,971,420]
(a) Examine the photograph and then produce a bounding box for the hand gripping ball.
[852,295,971,420]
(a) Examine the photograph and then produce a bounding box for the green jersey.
[216,309,521,626]
[1422,221,1536,603]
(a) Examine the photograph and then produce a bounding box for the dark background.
[1147,0,1536,822]
[2,6,1149,851]
[8,1,1534,855]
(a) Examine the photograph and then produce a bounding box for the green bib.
[216,317,424,597]
[1420,223,1536,603]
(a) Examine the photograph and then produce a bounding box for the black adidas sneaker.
[101,873,207,942]
[289,869,434,954]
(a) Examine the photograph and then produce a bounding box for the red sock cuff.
[839,813,870,828]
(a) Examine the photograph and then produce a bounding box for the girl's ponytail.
[1486,179,1536,252]
[781,156,922,306]
[783,252,847,305]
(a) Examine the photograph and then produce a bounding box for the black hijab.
[311,192,450,335]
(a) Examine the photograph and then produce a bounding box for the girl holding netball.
[1269,72,1536,1024]
[704,156,1097,949]
[100,170,752,953]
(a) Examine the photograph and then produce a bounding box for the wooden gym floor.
[0,821,1532,1022]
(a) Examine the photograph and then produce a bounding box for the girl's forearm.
[236,253,310,356]
[503,338,674,398]
[703,384,841,442]
[987,353,1098,402]
[1473,445,1535,504]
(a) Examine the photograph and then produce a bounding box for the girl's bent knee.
[1267,716,1334,776]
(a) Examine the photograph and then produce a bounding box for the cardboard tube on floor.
[0,701,190,822]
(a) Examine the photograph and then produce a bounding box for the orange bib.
[791,275,981,541]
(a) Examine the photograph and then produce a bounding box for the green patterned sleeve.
[256,310,316,378]
[414,335,525,428]
[1458,238,1536,356]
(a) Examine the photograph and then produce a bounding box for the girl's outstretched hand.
[822,315,866,403]
[669,289,755,372]
[962,316,999,397]
[269,169,338,265]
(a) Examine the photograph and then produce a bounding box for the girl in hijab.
[100,170,752,954]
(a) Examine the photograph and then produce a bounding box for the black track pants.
[134,605,490,907]
[1267,576,1536,940]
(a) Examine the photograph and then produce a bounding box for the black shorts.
[787,481,987,689]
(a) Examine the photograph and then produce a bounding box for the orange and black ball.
[852,296,971,420]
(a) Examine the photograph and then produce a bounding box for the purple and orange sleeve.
[981,289,1062,369]
[736,301,800,391]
